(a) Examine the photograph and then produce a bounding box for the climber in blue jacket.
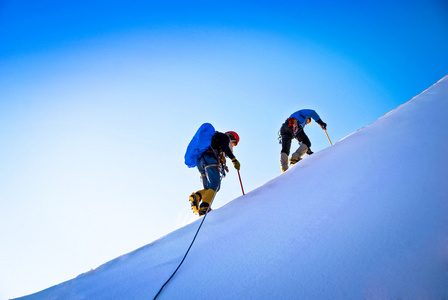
[279,109,327,172]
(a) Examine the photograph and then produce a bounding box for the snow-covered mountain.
[16,76,448,299]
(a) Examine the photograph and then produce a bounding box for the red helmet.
[225,131,240,145]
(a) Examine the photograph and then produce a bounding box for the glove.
[231,158,240,170]
[307,148,313,155]
[316,119,327,130]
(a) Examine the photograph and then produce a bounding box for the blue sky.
[1,0,447,298]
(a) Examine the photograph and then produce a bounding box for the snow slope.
[16,76,448,299]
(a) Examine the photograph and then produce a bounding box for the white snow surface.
[16,76,448,299]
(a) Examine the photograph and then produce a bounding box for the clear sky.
[1,0,447,298]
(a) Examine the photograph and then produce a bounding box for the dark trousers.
[280,122,311,155]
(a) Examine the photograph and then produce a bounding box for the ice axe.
[237,170,245,195]
[324,129,333,145]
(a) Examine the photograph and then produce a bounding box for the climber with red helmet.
[188,130,240,216]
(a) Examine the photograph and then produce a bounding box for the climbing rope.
[152,178,222,299]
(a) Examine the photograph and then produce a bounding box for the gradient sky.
[1,0,447,298]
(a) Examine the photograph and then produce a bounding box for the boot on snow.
[289,157,301,165]
[189,192,202,214]
[197,189,216,216]
[280,152,289,172]
[190,189,215,215]
[198,203,212,216]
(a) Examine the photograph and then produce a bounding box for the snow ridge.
[16,76,448,300]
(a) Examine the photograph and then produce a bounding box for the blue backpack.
[184,123,216,168]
